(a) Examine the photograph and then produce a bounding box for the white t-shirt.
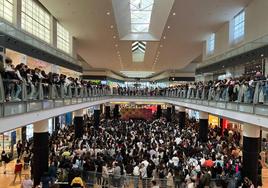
[21,179,33,188]
[133,166,140,176]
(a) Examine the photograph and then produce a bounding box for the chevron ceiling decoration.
[132,41,146,62]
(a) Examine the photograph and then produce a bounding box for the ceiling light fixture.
[167,26,171,29]
[160,44,163,48]
[106,11,111,16]
[110,25,114,29]
[172,12,176,16]
[163,36,166,39]
[113,35,116,39]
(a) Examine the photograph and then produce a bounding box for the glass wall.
[21,0,51,43]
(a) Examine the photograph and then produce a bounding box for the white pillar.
[34,119,48,133]
[73,109,84,117]
[243,123,260,138]
[178,106,185,112]
[199,111,209,119]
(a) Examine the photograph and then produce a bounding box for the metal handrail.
[54,170,239,188]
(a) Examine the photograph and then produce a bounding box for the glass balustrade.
[0,74,268,118]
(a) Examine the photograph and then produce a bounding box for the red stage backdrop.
[121,108,153,120]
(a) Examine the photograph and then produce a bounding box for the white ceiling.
[39,0,252,77]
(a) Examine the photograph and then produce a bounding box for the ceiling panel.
[39,0,252,77]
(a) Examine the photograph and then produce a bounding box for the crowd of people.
[1,56,268,105]
[0,109,264,187]
[4,114,260,188]
[0,57,109,101]
[114,73,268,104]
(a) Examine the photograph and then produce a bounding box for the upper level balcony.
[0,75,267,132]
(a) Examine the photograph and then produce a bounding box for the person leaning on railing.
[3,58,22,101]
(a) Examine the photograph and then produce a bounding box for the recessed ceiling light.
[160,44,163,48]
[113,35,116,39]
[106,11,111,15]
[167,26,171,29]
[172,12,176,16]
[110,25,114,29]
[261,54,264,57]
[163,36,166,39]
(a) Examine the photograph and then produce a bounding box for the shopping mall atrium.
[0,0,268,187]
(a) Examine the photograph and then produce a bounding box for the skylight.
[132,41,146,62]
[130,0,154,33]
[120,71,155,78]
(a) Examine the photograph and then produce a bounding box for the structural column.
[105,105,111,119]
[54,116,60,131]
[156,105,162,119]
[178,107,186,129]
[73,109,84,139]
[33,119,49,186]
[172,105,175,115]
[243,124,260,187]
[199,111,209,142]
[166,106,172,122]
[21,126,27,142]
[100,104,104,114]
[113,104,119,119]
[94,105,101,130]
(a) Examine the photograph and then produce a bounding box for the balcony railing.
[0,74,268,118]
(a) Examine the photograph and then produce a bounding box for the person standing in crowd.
[133,163,140,188]
[102,162,109,188]
[13,159,23,184]
[48,161,57,185]
[16,140,22,159]
[21,174,33,188]
[166,169,174,188]
[1,150,9,174]
[40,172,51,188]
[151,180,160,188]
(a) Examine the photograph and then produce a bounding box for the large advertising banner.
[121,108,153,120]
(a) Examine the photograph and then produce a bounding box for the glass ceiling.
[130,0,155,33]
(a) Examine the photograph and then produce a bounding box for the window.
[207,33,215,54]
[21,0,51,43]
[0,0,13,23]
[57,22,70,54]
[130,0,154,33]
[232,11,245,42]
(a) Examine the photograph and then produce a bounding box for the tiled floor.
[0,159,267,188]
[0,160,30,188]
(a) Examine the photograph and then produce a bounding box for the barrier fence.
[54,170,239,188]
